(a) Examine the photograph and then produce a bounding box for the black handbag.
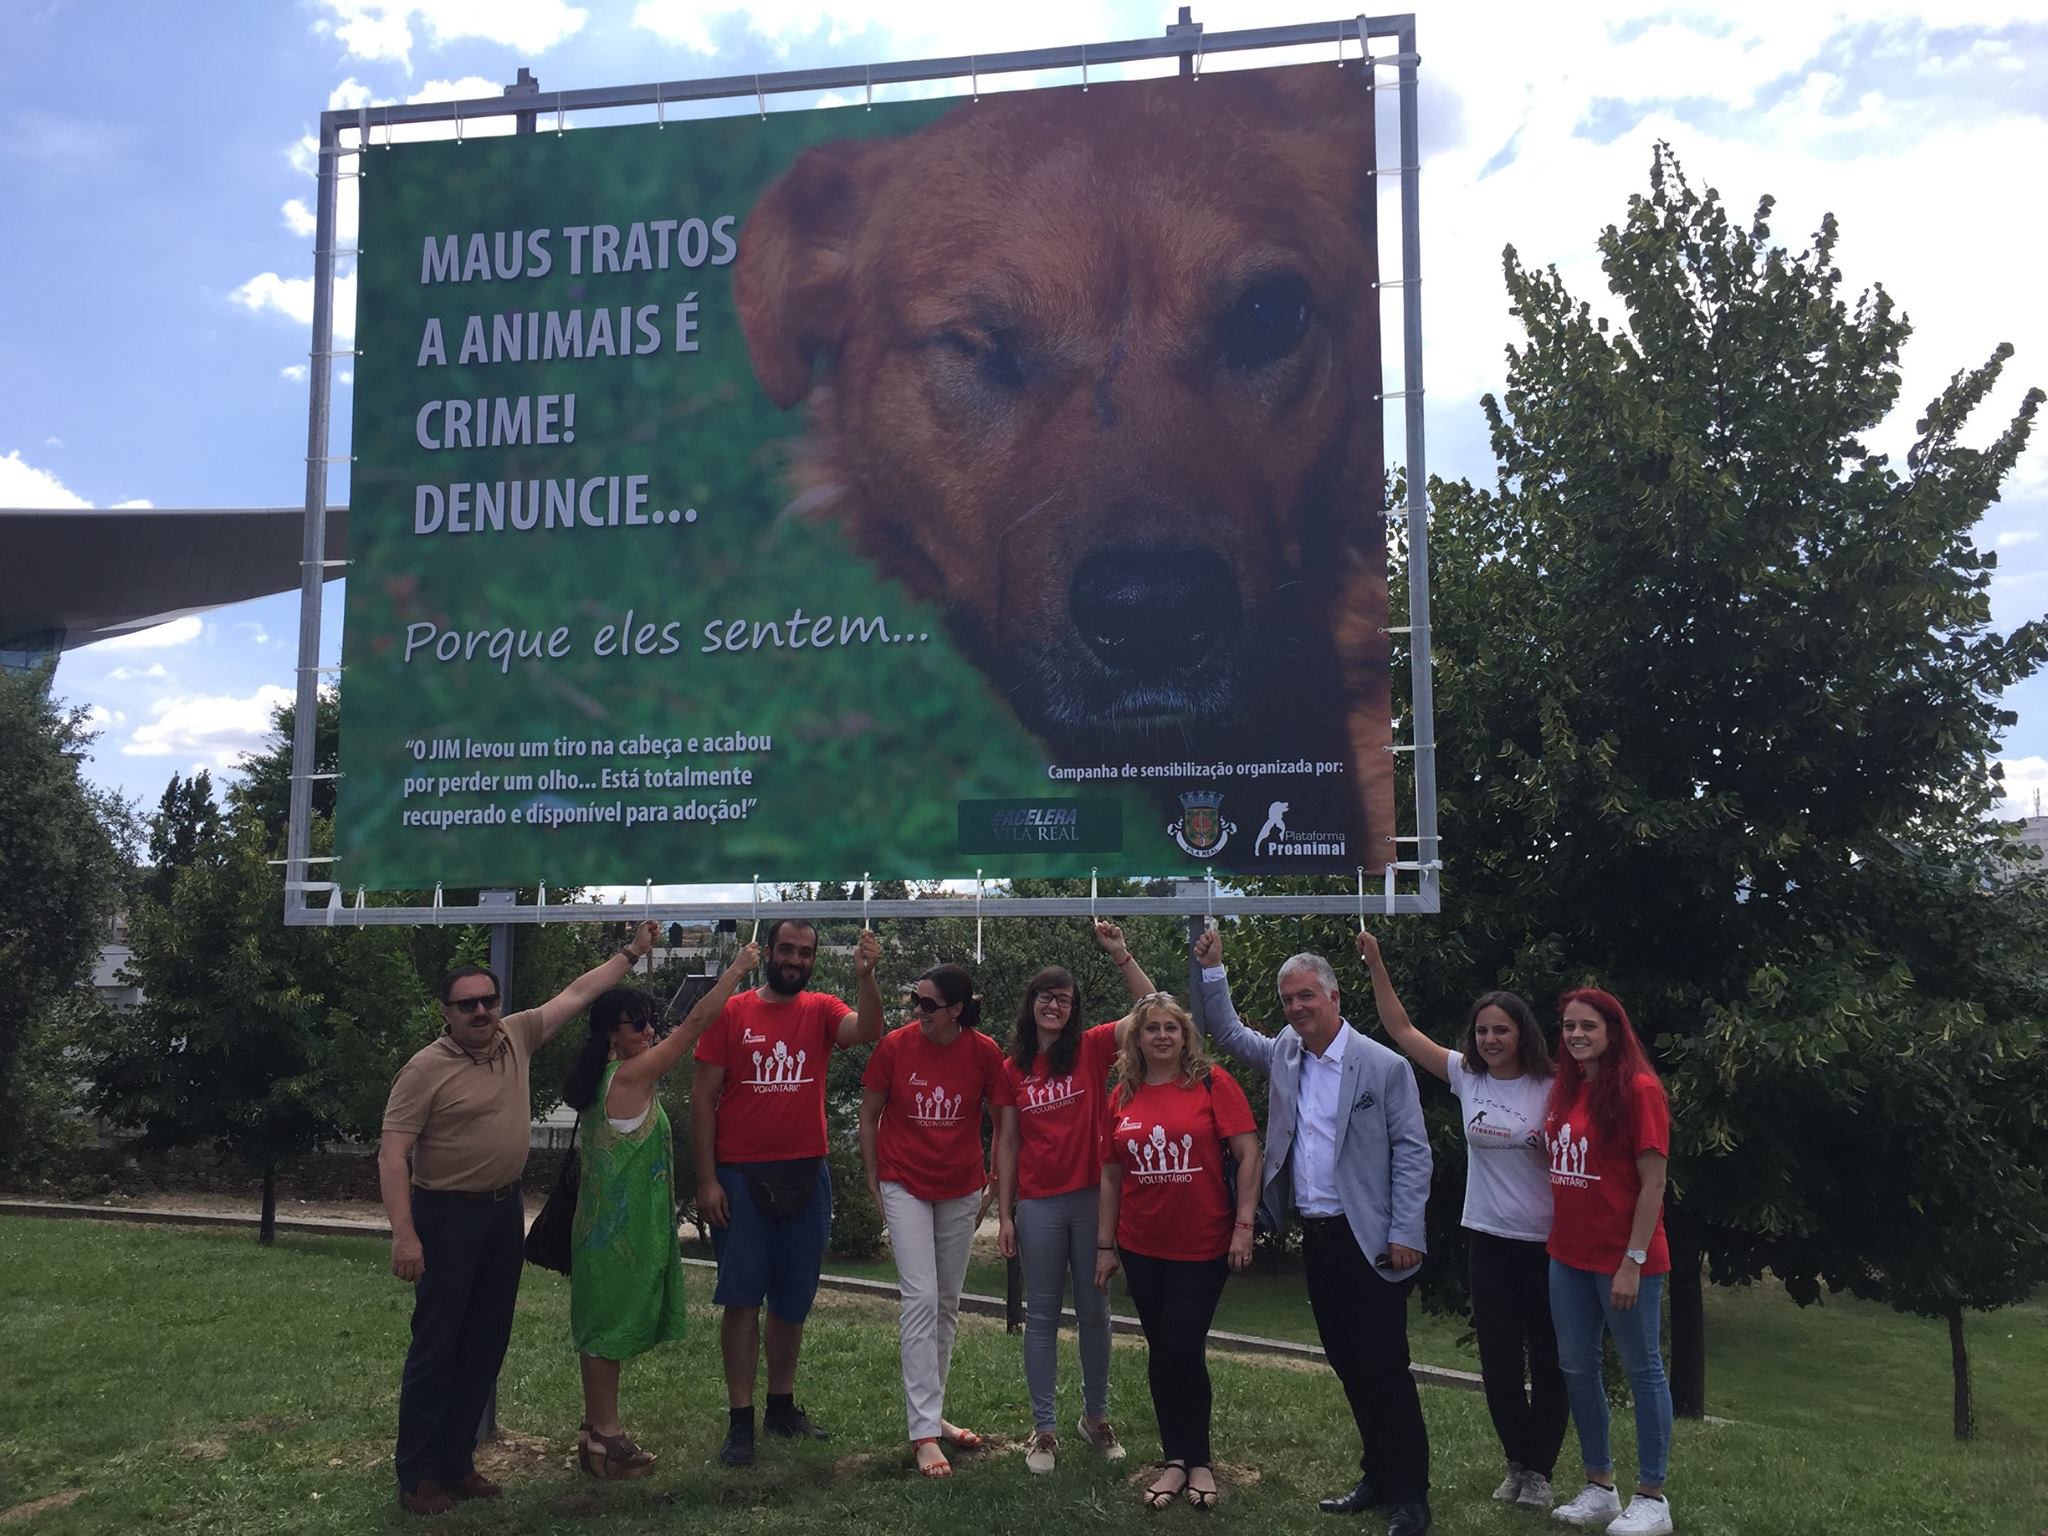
[523,1125,580,1275]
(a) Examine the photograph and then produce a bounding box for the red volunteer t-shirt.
[863,1024,1007,1202]
[1545,1072,1671,1276]
[1103,1069,1257,1263]
[1001,1020,1122,1202]
[693,989,853,1164]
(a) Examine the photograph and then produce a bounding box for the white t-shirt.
[1446,1065,1553,1242]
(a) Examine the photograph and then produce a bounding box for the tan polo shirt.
[382,1008,546,1191]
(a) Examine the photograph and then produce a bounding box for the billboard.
[336,63,1391,888]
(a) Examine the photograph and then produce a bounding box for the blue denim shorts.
[709,1159,833,1321]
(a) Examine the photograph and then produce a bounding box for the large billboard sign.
[336,63,1392,888]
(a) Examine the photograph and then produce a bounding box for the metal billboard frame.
[285,11,1440,928]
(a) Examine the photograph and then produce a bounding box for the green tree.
[1253,145,2046,1418]
[228,691,338,847]
[141,769,223,906]
[0,666,132,1177]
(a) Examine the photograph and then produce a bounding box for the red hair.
[1545,987,1660,1142]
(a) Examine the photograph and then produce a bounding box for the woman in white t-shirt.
[1355,931,1568,1513]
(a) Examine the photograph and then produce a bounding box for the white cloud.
[281,364,310,382]
[330,77,376,112]
[84,704,127,729]
[110,498,154,509]
[105,663,170,682]
[122,685,295,767]
[0,448,90,508]
[227,269,357,342]
[234,621,275,646]
[43,435,62,448]
[282,197,317,237]
[1994,755,2048,819]
[313,0,589,69]
[288,133,320,179]
[1997,529,2042,549]
[629,0,1116,57]
[92,616,205,652]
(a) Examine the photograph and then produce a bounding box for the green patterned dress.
[570,1061,686,1360]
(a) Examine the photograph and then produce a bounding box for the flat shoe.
[1144,1461,1189,1511]
[1185,1468,1219,1512]
[913,1438,952,1479]
[940,1424,984,1451]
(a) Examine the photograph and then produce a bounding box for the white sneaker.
[1025,1431,1057,1474]
[1517,1472,1555,1510]
[1492,1464,1526,1501]
[1552,1483,1623,1526]
[1606,1494,1673,1535]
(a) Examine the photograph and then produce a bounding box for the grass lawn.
[2,1217,2043,1534]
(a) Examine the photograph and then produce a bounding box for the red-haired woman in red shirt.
[1092,993,1262,1512]
[1544,989,1675,1536]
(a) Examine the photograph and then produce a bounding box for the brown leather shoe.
[398,1479,454,1515]
[446,1470,503,1500]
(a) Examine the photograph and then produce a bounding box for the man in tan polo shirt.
[380,920,659,1516]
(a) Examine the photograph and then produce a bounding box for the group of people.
[378,915,1677,1536]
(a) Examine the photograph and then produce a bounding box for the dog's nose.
[1069,546,1240,675]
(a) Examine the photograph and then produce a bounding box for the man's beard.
[767,960,812,994]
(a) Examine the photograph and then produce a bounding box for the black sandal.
[1144,1461,1189,1510]
[1184,1465,1219,1511]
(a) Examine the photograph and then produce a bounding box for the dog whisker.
[780,481,845,524]
[995,489,1065,550]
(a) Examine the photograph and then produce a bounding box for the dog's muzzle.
[1067,544,1242,683]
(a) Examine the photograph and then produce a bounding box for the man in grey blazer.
[1193,928,1433,1536]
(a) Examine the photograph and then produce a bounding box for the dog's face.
[736,68,1382,747]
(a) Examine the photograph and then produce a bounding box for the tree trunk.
[1946,1303,1974,1440]
[258,1162,277,1246]
[1666,1220,1706,1418]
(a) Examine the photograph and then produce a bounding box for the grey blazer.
[1198,967,1432,1281]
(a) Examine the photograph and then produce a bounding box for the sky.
[6,0,2046,852]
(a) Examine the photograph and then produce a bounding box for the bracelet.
[1116,951,1135,966]
[1097,1243,1116,1250]
[1233,1221,1254,1230]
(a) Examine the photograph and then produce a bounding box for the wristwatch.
[1624,1247,1649,1266]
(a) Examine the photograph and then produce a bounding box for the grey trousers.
[1015,1185,1112,1432]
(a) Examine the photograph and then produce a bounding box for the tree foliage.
[141,770,224,906]
[0,666,132,1176]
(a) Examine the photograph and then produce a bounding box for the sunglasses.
[449,993,501,1014]
[910,995,953,1014]
[625,1016,654,1033]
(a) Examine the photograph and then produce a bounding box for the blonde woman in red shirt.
[859,963,1008,1479]
[1093,993,1262,1512]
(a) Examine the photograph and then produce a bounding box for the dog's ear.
[733,138,885,409]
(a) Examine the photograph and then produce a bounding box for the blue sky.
[7,0,2045,831]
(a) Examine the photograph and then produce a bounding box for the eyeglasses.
[1035,993,1075,1012]
[449,993,501,1014]
[911,995,952,1014]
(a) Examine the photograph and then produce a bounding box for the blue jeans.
[1548,1259,1672,1488]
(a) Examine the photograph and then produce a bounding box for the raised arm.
[611,942,760,1096]
[1094,919,1158,999]
[1190,928,1277,1073]
[835,930,886,1047]
[1354,930,1453,1083]
[1382,1053,1432,1266]
[534,919,660,1042]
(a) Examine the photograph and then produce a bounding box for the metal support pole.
[284,117,340,922]
[1394,20,1441,912]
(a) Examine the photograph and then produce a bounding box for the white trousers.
[881,1182,980,1440]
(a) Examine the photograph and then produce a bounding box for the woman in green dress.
[561,940,760,1478]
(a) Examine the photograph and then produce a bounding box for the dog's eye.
[943,327,1027,393]
[1217,273,1312,370]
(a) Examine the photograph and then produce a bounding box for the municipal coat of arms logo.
[1168,790,1235,859]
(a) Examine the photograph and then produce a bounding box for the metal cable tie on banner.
[755,75,766,118]
[862,872,871,929]
[1375,277,1419,288]
[864,64,872,110]
[1081,43,1089,92]
[1385,742,1432,753]
[297,772,343,782]
[1334,19,1346,65]
[1089,868,1098,921]
[433,882,445,921]
[656,81,665,126]
[749,875,759,943]
[354,887,367,911]
[301,558,353,569]
[296,664,343,675]
[557,92,566,135]
[271,856,339,865]
[312,349,363,359]
[974,869,984,963]
[537,880,546,922]
[1193,30,1205,77]
[307,454,357,464]
[1384,864,1397,916]
[971,55,979,100]
[643,878,654,935]
[1356,867,1367,932]
[454,97,463,145]
[1206,874,1217,929]
[1392,834,1442,844]
[1381,388,1423,400]
[325,885,341,924]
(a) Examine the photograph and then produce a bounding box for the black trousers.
[1300,1215,1430,1503]
[1469,1230,1569,1479]
[1119,1249,1229,1468]
[394,1187,525,1492]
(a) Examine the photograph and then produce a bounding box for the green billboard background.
[336,69,1388,890]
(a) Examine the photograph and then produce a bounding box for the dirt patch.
[475,1427,562,1481]
[0,1490,85,1525]
[230,1416,298,1435]
[831,1431,1017,1482]
[179,1437,228,1461]
[1127,1460,1261,1491]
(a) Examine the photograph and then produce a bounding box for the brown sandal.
[1144,1461,1189,1510]
[580,1427,657,1480]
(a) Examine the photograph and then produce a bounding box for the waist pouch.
[741,1157,822,1219]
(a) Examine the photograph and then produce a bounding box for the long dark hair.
[562,987,658,1111]
[920,963,982,1029]
[1545,987,1661,1142]
[1011,966,1084,1079]
[1460,990,1553,1079]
